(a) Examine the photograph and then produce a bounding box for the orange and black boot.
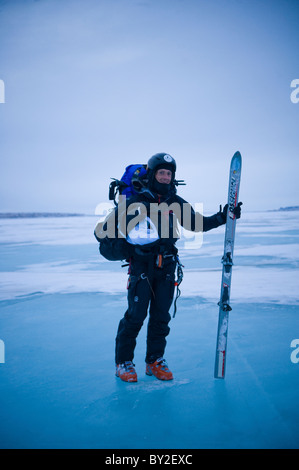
[146,358,173,381]
[116,361,138,382]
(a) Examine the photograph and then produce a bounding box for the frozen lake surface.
[0,211,298,449]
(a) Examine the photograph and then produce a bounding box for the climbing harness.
[124,252,184,318]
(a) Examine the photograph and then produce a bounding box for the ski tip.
[233,150,241,159]
[231,151,242,171]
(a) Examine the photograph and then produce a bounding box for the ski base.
[214,151,242,379]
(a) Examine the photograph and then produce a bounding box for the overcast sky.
[0,0,298,213]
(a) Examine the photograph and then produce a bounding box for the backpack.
[95,164,148,262]
[109,164,147,205]
[94,210,133,262]
[98,236,132,262]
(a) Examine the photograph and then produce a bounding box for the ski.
[214,151,242,379]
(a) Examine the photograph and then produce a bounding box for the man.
[112,153,241,382]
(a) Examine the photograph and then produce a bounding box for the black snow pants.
[115,254,176,364]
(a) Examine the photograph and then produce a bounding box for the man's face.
[155,168,172,184]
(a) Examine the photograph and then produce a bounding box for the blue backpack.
[109,164,147,205]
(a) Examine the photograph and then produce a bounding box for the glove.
[219,202,243,223]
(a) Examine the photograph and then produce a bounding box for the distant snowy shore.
[0,212,87,218]
[270,206,299,212]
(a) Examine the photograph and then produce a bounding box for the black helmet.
[147,153,176,174]
[146,153,176,195]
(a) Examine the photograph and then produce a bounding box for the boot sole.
[146,369,173,381]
